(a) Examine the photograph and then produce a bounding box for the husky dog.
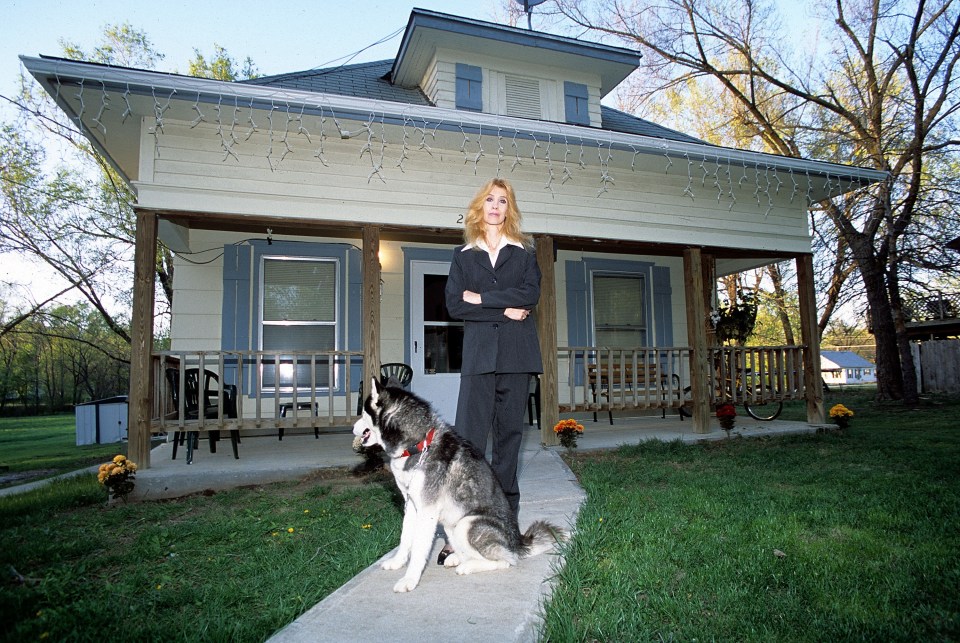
[353,378,565,593]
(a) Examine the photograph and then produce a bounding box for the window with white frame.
[260,256,338,391]
[592,273,646,346]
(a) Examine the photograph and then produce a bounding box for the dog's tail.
[520,520,567,558]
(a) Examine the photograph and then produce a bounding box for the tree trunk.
[767,263,795,345]
[855,244,903,401]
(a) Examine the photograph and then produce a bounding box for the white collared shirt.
[463,237,523,267]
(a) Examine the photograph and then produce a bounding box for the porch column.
[683,248,711,433]
[361,226,381,405]
[128,209,157,468]
[797,254,825,423]
[536,236,559,446]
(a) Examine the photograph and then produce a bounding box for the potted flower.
[553,418,584,450]
[97,454,137,502]
[716,403,737,436]
[829,403,854,429]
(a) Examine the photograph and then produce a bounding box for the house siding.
[142,116,813,257]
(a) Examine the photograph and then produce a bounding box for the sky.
[0,0,513,304]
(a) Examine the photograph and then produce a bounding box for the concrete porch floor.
[130,411,830,501]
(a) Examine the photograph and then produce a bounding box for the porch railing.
[705,346,806,405]
[558,346,691,415]
[557,345,807,417]
[151,350,364,434]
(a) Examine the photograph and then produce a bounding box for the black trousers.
[454,372,530,517]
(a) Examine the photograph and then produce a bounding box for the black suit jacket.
[445,244,544,376]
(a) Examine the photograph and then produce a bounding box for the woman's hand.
[463,290,482,305]
[504,307,529,321]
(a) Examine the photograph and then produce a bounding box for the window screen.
[261,258,338,390]
[593,273,646,347]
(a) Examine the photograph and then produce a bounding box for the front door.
[409,260,463,423]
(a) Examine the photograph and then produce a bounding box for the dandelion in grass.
[361,524,372,530]
[287,527,295,533]
[97,454,137,502]
[829,403,854,428]
[553,418,584,449]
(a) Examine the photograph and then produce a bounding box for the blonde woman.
[443,178,543,545]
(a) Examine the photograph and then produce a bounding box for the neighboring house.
[820,351,877,386]
[22,9,887,467]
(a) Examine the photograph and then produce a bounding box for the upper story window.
[564,81,590,125]
[455,63,483,112]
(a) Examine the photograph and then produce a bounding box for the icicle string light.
[47,73,873,217]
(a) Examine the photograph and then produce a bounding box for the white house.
[821,351,877,386]
[22,9,886,467]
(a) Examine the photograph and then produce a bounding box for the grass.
[543,389,960,641]
[2,390,958,641]
[1,468,402,642]
[0,414,135,487]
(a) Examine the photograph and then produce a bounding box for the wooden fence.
[912,340,960,393]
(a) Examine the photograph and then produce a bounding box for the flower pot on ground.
[554,418,584,450]
[716,403,737,436]
[829,403,854,429]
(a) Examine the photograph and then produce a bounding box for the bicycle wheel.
[743,386,783,421]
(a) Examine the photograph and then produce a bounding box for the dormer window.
[455,63,483,112]
[564,81,590,126]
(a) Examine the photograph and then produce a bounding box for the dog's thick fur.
[353,378,565,593]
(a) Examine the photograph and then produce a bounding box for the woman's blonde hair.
[463,178,532,248]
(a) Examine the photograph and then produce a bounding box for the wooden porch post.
[535,236,559,446]
[797,254,825,424]
[683,248,711,433]
[128,209,157,468]
[361,226,381,402]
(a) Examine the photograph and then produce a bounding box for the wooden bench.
[587,362,682,424]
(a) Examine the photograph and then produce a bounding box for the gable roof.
[248,60,705,145]
[820,351,875,369]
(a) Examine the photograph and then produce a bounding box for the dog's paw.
[381,554,407,571]
[455,558,510,575]
[442,552,461,568]
[393,575,420,593]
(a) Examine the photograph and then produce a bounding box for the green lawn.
[543,389,960,641]
[0,414,128,487]
[2,391,958,641]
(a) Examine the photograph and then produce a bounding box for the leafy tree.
[188,44,260,80]
[547,0,960,403]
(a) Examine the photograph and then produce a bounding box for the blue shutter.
[564,81,590,125]
[456,63,483,112]
[221,244,251,388]
[651,266,674,346]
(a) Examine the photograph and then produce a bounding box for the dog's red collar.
[401,427,436,458]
